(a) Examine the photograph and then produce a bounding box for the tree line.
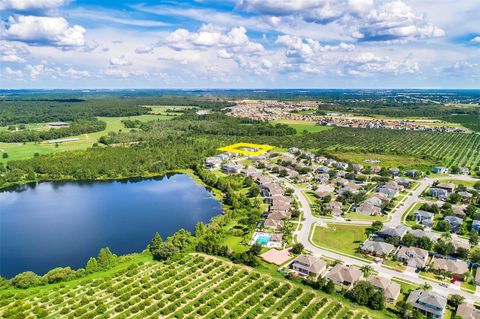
[0,119,106,143]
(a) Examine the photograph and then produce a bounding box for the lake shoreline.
[1,172,224,278]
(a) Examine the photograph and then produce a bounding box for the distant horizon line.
[1,88,479,91]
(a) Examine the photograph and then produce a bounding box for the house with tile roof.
[431,257,469,280]
[456,302,480,319]
[324,265,363,288]
[367,275,401,303]
[361,240,395,257]
[290,255,327,279]
[395,246,429,269]
[406,290,447,319]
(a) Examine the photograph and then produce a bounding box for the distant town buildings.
[225,100,468,133]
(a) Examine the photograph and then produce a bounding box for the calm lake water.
[0,174,222,278]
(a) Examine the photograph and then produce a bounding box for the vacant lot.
[271,120,333,134]
[0,254,392,319]
[311,223,368,256]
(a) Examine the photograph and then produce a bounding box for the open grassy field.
[0,253,392,319]
[343,212,388,222]
[0,114,174,163]
[329,151,434,169]
[145,105,196,114]
[271,120,333,134]
[311,223,368,256]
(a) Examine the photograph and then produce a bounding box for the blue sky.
[1,0,479,89]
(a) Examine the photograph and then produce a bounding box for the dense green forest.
[0,100,149,126]
[439,114,480,132]
[0,95,234,125]
[0,119,106,143]
[2,110,479,188]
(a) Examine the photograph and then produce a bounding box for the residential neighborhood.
[205,145,480,319]
[226,100,469,133]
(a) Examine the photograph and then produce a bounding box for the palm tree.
[441,232,452,240]
[360,265,373,277]
[421,282,432,291]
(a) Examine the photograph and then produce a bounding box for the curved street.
[288,175,480,303]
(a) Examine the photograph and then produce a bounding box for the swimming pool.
[256,234,271,245]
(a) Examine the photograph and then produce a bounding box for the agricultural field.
[312,127,480,170]
[0,114,174,163]
[328,152,434,169]
[0,254,391,319]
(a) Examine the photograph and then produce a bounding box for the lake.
[0,174,222,278]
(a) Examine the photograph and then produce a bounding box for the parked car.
[439,283,449,288]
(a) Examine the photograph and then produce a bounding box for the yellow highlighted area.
[218,142,274,156]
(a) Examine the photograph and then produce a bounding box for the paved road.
[289,175,480,303]
[385,178,432,227]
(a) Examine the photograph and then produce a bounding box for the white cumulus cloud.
[164,24,264,55]
[276,34,354,73]
[65,67,90,79]
[4,66,23,78]
[0,40,29,63]
[4,15,86,47]
[0,0,68,11]
[109,56,132,66]
[237,0,444,42]
[337,52,419,76]
[135,46,154,54]
[354,1,445,41]
[25,64,44,79]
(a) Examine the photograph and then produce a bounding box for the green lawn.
[311,223,368,256]
[441,179,478,188]
[270,120,333,134]
[343,212,388,222]
[211,169,228,178]
[391,278,419,295]
[302,190,317,204]
[221,234,250,253]
[0,114,174,163]
[382,259,406,272]
[402,202,422,225]
[418,271,450,284]
[238,159,254,166]
[461,280,476,293]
